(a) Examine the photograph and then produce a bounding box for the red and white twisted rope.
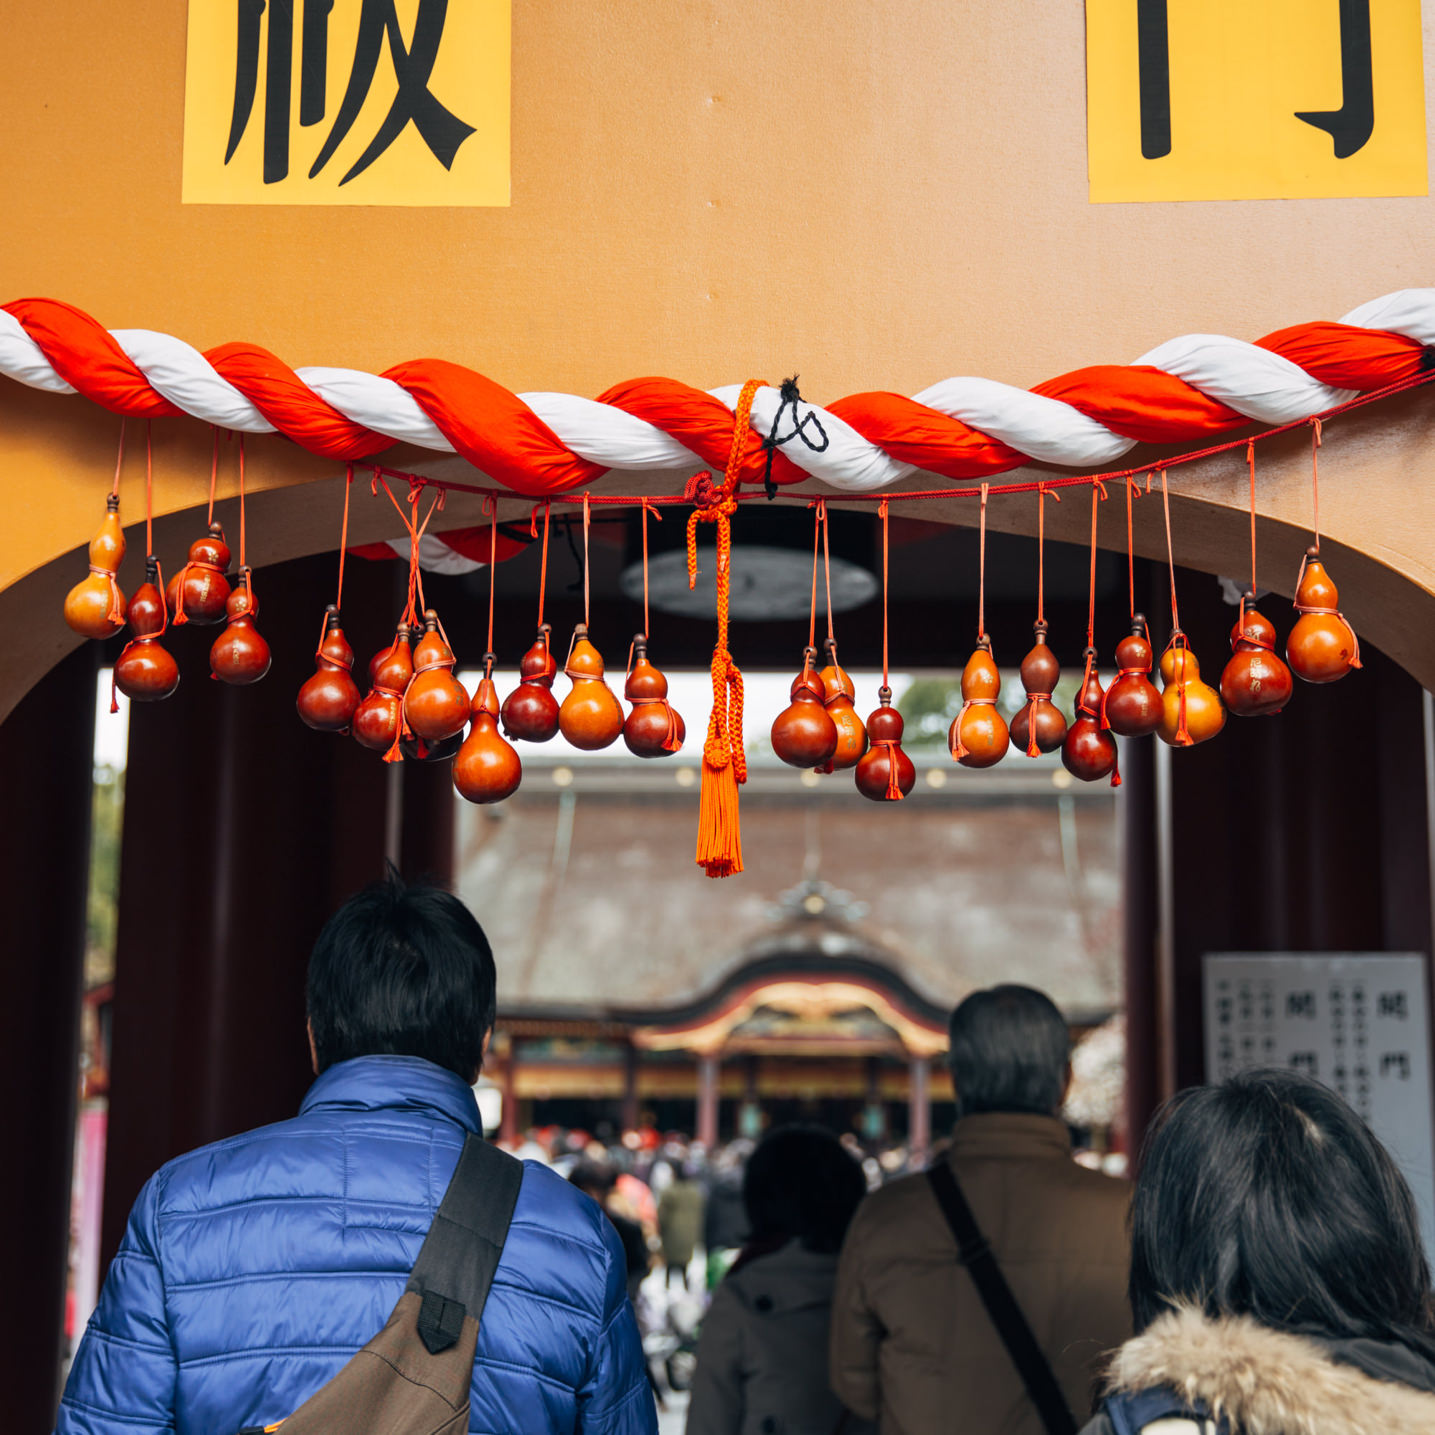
[1,290,1430,509]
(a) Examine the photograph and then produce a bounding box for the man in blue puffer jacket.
[55,875,658,1435]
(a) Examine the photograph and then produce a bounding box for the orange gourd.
[559,624,624,750]
[1158,640,1225,746]
[950,639,1009,769]
[113,557,179,701]
[297,605,362,732]
[1287,549,1360,684]
[818,638,868,772]
[501,623,561,743]
[353,623,414,753]
[855,688,915,801]
[210,569,271,685]
[623,635,685,758]
[165,522,232,626]
[1062,656,1119,783]
[64,493,128,640]
[403,609,470,743]
[1221,599,1293,717]
[771,647,839,769]
[454,668,523,803]
[1104,615,1163,738]
[1009,620,1067,756]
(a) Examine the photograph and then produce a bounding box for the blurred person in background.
[687,1126,874,1435]
[571,1159,653,1306]
[1084,1069,1435,1434]
[658,1156,706,1290]
[831,985,1130,1435]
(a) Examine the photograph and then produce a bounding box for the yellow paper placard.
[1087,0,1427,202]
[183,0,509,206]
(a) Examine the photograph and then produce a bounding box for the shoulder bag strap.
[406,1135,525,1356]
[926,1163,1077,1435]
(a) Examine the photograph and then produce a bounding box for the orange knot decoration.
[772,646,839,770]
[818,638,869,772]
[297,604,362,733]
[1062,650,1120,786]
[1158,633,1225,747]
[1287,547,1361,684]
[64,492,128,640]
[210,568,272,686]
[353,621,415,761]
[114,556,179,703]
[501,623,561,743]
[855,686,915,801]
[166,522,232,626]
[1221,595,1293,718]
[950,637,1009,769]
[1103,615,1163,738]
[623,634,686,758]
[1009,620,1068,757]
[684,381,761,879]
[455,659,523,804]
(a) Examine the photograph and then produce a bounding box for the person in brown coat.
[830,985,1131,1435]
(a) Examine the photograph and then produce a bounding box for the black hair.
[306,873,496,1081]
[743,1125,867,1254]
[948,984,1069,1116]
[569,1160,617,1200]
[1130,1068,1435,1360]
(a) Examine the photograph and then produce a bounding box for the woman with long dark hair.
[1084,1068,1435,1432]
[686,1126,873,1435]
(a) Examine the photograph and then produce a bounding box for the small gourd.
[501,624,561,743]
[1287,549,1360,684]
[165,522,232,626]
[855,687,915,801]
[297,605,362,732]
[64,493,128,639]
[950,639,1009,769]
[1009,621,1068,756]
[1062,655,1119,784]
[818,638,869,772]
[403,609,470,743]
[454,664,523,804]
[210,569,271,685]
[1104,615,1163,738]
[1158,639,1225,747]
[623,635,685,758]
[771,647,839,769]
[353,622,414,754]
[1220,599,1293,718]
[113,557,179,701]
[559,624,624,750]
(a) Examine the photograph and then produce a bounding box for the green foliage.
[897,677,963,747]
[85,764,124,986]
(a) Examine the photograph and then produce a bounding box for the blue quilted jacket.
[56,1056,657,1435]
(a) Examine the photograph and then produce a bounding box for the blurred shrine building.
[461,746,1124,1153]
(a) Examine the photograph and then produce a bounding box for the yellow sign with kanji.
[183,0,510,206]
[1087,0,1427,202]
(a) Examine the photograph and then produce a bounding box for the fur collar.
[1105,1306,1435,1435]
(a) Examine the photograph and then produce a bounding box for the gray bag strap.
[407,1135,524,1356]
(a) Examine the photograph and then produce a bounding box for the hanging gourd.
[166,434,232,626]
[353,622,414,756]
[559,497,624,750]
[1105,616,1163,737]
[1009,492,1067,756]
[298,605,362,732]
[621,503,684,758]
[210,569,272,685]
[950,485,1010,769]
[819,639,868,771]
[64,425,128,640]
[114,556,179,702]
[855,503,915,801]
[403,609,470,743]
[502,508,560,742]
[455,660,523,803]
[1063,654,1120,784]
[772,647,839,769]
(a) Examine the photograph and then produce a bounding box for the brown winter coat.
[830,1113,1131,1435]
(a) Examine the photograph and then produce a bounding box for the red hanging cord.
[1125,474,1137,623]
[530,500,552,627]
[336,464,352,611]
[485,495,498,657]
[976,482,989,642]
[821,498,834,645]
[110,418,126,499]
[1036,485,1047,626]
[207,428,220,527]
[1081,481,1121,788]
[880,498,890,692]
[1159,468,1192,746]
[1086,481,1102,652]
[1310,417,1323,554]
[582,493,592,628]
[1247,441,1258,599]
[638,497,663,639]
[145,421,155,557]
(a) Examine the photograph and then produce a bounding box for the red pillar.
[697,1052,720,1148]
[499,1039,520,1146]
[621,1043,640,1132]
[908,1056,931,1169]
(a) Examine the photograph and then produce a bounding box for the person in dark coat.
[1083,1069,1435,1434]
[56,875,656,1435]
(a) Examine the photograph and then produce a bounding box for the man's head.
[306,873,496,1083]
[947,984,1070,1117]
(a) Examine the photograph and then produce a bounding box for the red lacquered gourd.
[771,647,839,769]
[1221,599,1293,717]
[114,557,179,701]
[353,623,414,752]
[1287,549,1359,683]
[1104,615,1163,738]
[1009,620,1067,756]
[403,609,470,743]
[855,687,915,801]
[297,604,362,732]
[454,666,523,803]
[1062,655,1119,783]
[818,638,868,772]
[950,639,1009,769]
[501,623,561,742]
[623,634,685,758]
[64,493,128,639]
[210,569,271,685]
[559,624,624,750]
[1158,640,1225,747]
[165,522,232,626]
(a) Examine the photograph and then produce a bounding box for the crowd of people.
[54,877,1435,1435]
